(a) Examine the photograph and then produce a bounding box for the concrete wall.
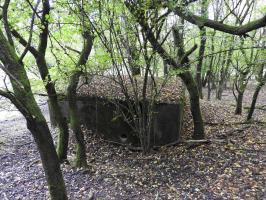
[49,96,184,147]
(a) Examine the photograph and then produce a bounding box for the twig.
[102,139,143,151]
[243,106,266,111]
[232,148,266,152]
[205,120,266,126]
[180,139,226,143]
[27,159,41,168]
[225,125,251,136]
[12,141,33,147]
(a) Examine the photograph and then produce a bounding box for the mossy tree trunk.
[67,72,87,168]
[247,85,261,120]
[122,13,141,76]
[67,30,93,168]
[247,65,266,120]
[196,0,208,99]
[233,70,249,115]
[181,72,205,139]
[173,23,205,139]
[36,56,69,162]
[0,29,67,200]
[11,0,69,162]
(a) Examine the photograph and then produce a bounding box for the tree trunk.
[67,72,87,168]
[36,57,69,162]
[216,40,233,100]
[163,59,168,76]
[27,119,67,200]
[207,73,211,100]
[11,0,70,162]
[173,24,205,139]
[247,84,262,120]
[235,92,244,115]
[206,31,215,100]
[202,72,208,87]
[216,82,223,100]
[196,26,206,99]
[0,30,68,200]
[196,0,208,99]
[66,30,93,167]
[181,72,205,139]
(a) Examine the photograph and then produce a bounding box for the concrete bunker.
[49,76,185,147]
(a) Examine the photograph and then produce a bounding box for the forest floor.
[0,85,265,199]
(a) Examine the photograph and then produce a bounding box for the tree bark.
[37,0,70,162]
[207,74,211,100]
[235,92,244,115]
[173,22,205,139]
[36,57,69,162]
[216,45,233,100]
[206,30,216,101]
[163,59,168,75]
[27,119,67,200]
[67,72,87,168]
[67,30,93,167]
[196,26,206,99]
[0,30,67,200]
[247,85,261,120]
[181,72,205,139]
[196,0,208,99]
[11,0,70,162]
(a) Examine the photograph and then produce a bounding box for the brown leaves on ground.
[73,117,265,199]
[0,85,265,199]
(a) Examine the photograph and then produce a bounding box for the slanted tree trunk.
[247,66,266,120]
[247,84,262,120]
[0,30,67,200]
[35,0,70,162]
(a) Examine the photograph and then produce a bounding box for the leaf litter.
[0,85,265,199]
